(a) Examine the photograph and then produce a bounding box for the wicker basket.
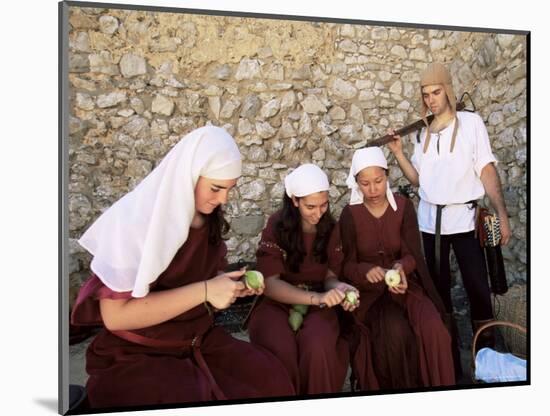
[471,320,527,383]
[493,285,527,356]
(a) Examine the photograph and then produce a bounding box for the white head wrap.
[345,147,397,211]
[78,126,242,297]
[284,163,330,199]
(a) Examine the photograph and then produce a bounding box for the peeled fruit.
[345,290,358,306]
[292,304,309,315]
[384,269,401,288]
[243,270,264,290]
[288,310,304,332]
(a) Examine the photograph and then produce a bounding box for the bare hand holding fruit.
[331,282,360,311]
[206,270,246,309]
[319,288,345,308]
[366,266,386,283]
[384,269,401,287]
[387,268,408,295]
[343,289,360,312]
[239,270,265,297]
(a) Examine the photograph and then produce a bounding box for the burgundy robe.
[71,225,295,409]
[339,194,455,390]
[247,212,350,395]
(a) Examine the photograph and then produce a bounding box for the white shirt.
[411,111,497,235]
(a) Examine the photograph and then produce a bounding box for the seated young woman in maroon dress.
[339,147,455,391]
[247,164,358,395]
[71,126,295,409]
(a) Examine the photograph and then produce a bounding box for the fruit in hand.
[345,290,358,306]
[288,310,304,332]
[292,304,309,315]
[384,269,401,288]
[243,270,264,290]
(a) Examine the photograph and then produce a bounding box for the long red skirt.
[248,298,349,395]
[84,325,295,408]
[350,282,455,390]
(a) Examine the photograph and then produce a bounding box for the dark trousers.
[422,231,493,321]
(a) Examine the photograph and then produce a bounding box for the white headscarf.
[284,163,330,198]
[345,147,397,211]
[78,126,242,297]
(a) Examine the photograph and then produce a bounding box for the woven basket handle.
[471,320,527,366]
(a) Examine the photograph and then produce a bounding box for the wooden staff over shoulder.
[365,93,475,148]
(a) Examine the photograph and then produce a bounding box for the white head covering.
[284,163,330,198]
[78,126,242,297]
[345,147,397,211]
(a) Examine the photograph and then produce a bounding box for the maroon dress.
[339,194,455,390]
[247,212,350,395]
[71,225,295,409]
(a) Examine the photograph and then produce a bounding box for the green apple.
[288,310,304,332]
[243,270,264,290]
[292,304,309,315]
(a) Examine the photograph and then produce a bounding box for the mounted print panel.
[59,1,529,414]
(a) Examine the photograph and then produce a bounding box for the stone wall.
[67,6,527,307]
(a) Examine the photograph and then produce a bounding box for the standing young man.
[387,62,511,377]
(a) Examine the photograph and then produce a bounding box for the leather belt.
[433,200,477,278]
[111,328,227,400]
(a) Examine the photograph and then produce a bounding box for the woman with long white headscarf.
[247,163,357,395]
[71,126,294,409]
[339,147,455,391]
